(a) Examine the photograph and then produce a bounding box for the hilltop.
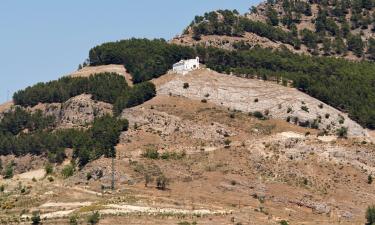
[172,0,375,61]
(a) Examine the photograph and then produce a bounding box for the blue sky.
[0,0,260,103]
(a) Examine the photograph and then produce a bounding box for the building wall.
[173,57,199,75]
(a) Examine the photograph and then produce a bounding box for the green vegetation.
[0,107,55,135]
[0,115,128,167]
[87,211,100,225]
[31,211,41,225]
[44,163,53,175]
[69,214,79,225]
[13,73,156,115]
[89,39,195,83]
[369,174,373,184]
[61,164,75,178]
[366,205,375,225]
[279,220,289,225]
[3,163,14,179]
[189,10,299,47]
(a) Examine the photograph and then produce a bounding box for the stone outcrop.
[31,94,113,129]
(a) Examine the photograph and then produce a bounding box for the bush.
[183,83,190,89]
[142,148,159,159]
[156,175,169,190]
[61,164,75,178]
[31,211,41,225]
[369,175,373,184]
[69,214,79,225]
[366,205,375,225]
[87,211,100,225]
[3,163,14,179]
[253,111,264,119]
[279,220,289,225]
[45,163,53,175]
[47,176,54,182]
[301,105,309,112]
[336,127,348,138]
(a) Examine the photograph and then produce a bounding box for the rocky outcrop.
[31,94,113,129]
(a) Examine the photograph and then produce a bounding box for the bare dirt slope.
[157,69,367,138]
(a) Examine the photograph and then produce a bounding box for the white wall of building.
[173,57,200,75]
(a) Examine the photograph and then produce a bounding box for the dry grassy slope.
[0,86,375,224]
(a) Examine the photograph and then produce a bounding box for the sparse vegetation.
[183,83,190,89]
[61,164,75,178]
[253,111,265,120]
[3,163,14,179]
[142,148,160,159]
[156,175,169,190]
[44,163,53,175]
[337,126,348,138]
[368,175,373,184]
[87,211,100,225]
[69,214,79,225]
[301,105,309,112]
[366,205,375,225]
[31,211,41,225]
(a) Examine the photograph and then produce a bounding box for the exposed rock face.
[158,69,368,137]
[31,94,113,129]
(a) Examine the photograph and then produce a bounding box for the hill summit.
[173,0,375,61]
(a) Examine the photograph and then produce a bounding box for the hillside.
[172,0,375,61]
[0,1,375,224]
[0,67,374,224]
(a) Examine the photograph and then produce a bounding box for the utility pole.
[111,154,115,190]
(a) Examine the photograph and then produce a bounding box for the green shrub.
[253,111,264,119]
[87,211,100,225]
[69,214,79,225]
[44,163,53,175]
[279,220,289,225]
[3,163,14,179]
[368,175,373,184]
[61,164,75,178]
[301,105,309,112]
[366,205,375,225]
[142,148,160,159]
[31,211,41,225]
[336,127,348,138]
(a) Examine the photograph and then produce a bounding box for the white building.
[172,57,200,75]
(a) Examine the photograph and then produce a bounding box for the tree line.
[89,38,196,83]
[13,72,156,115]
